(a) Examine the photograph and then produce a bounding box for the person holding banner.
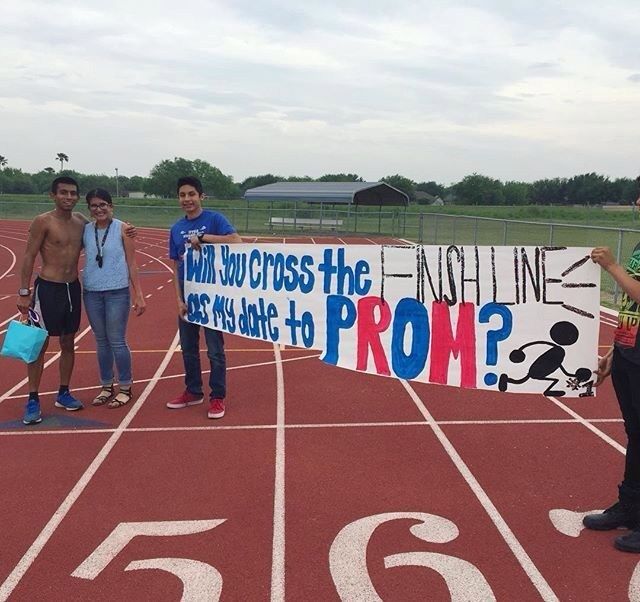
[167,176,241,419]
[584,197,640,552]
[82,189,146,408]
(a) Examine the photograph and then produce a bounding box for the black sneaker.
[583,502,637,531]
[615,530,640,553]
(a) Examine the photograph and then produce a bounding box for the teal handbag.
[0,310,48,363]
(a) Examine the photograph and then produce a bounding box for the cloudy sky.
[2,0,639,185]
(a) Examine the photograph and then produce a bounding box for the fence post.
[614,229,623,305]
[548,223,554,246]
[245,200,249,232]
[418,213,424,243]
[502,220,508,245]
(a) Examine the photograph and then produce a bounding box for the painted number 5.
[71,519,225,601]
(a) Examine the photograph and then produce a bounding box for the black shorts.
[32,277,81,336]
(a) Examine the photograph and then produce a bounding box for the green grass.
[3,196,637,307]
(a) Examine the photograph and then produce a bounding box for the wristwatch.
[18,288,31,296]
[197,232,205,242]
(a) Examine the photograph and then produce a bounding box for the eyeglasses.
[90,202,111,210]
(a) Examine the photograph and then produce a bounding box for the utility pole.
[115,167,119,198]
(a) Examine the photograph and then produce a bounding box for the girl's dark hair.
[85,188,113,206]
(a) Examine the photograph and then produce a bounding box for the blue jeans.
[83,287,132,386]
[178,318,226,399]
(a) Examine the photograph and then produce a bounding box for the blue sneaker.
[23,398,42,425]
[55,390,84,411]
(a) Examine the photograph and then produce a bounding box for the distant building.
[415,191,444,205]
[128,191,159,199]
[244,181,409,206]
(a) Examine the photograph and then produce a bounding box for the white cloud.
[1,0,639,182]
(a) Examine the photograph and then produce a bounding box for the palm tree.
[0,156,5,194]
[56,153,69,172]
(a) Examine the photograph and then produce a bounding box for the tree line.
[0,155,637,206]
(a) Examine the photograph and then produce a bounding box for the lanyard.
[94,221,112,268]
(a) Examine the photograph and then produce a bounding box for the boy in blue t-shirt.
[168,176,241,419]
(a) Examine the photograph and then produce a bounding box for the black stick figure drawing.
[498,321,592,397]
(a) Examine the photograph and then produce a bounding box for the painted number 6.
[330,512,495,601]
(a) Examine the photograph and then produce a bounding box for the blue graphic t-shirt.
[169,209,236,281]
[614,242,640,363]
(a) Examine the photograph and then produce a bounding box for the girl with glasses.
[82,188,145,408]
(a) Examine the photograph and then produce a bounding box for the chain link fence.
[2,201,637,306]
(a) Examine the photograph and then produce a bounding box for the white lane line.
[401,379,559,602]
[0,244,17,282]
[271,343,286,602]
[547,397,626,454]
[156,286,164,291]
[0,295,11,301]
[0,417,626,438]
[135,249,173,274]
[0,312,19,328]
[0,325,94,405]
[145,294,152,299]
[0,331,181,601]
[0,352,322,401]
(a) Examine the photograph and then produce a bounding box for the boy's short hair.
[177,176,203,195]
[51,176,79,194]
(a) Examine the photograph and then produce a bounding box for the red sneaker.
[166,390,204,409]
[208,398,225,419]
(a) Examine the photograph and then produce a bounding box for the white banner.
[184,243,600,397]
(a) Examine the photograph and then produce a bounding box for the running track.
[0,219,635,601]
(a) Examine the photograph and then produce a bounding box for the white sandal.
[92,385,114,406]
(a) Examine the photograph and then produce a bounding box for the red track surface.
[0,219,635,600]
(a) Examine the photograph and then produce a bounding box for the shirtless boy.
[17,176,113,424]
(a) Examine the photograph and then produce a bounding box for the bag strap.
[28,308,40,325]
[19,308,42,327]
